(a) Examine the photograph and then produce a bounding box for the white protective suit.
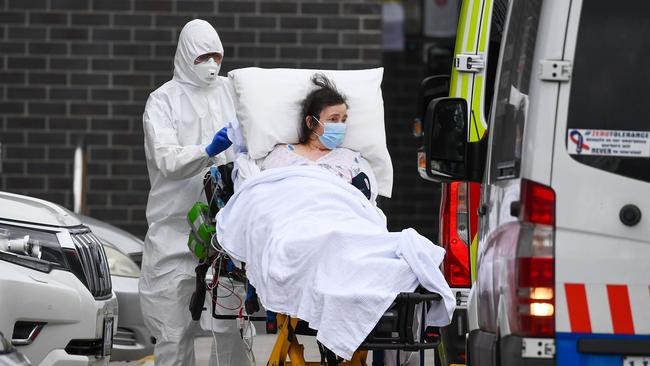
[139,19,250,366]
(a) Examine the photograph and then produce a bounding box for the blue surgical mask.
[313,116,346,150]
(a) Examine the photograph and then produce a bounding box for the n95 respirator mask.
[194,58,221,86]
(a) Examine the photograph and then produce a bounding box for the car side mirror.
[419,97,469,182]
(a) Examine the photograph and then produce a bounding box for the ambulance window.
[567,0,650,183]
[488,0,542,182]
[483,0,508,118]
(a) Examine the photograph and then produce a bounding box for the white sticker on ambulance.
[567,129,650,157]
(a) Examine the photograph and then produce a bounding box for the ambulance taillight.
[520,179,555,227]
[439,182,471,288]
[513,179,555,337]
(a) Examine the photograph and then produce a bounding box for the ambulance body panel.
[417,0,504,364]
[418,0,508,365]
[551,0,650,362]
[469,0,650,364]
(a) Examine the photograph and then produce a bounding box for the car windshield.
[566,0,650,183]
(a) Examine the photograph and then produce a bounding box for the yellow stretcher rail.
[267,314,368,366]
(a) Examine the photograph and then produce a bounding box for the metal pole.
[73,137,87,214]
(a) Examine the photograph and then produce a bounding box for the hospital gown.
[261,144,370,185]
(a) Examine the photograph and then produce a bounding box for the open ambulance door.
[417,1,508,365]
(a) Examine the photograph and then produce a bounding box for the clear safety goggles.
[194,52,222,65]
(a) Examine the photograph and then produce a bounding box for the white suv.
[0,191,118,366]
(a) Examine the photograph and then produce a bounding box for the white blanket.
[216,166,455,359]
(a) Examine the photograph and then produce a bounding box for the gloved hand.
[205,127,232,157]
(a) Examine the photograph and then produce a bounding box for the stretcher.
[263,289,442,366]
[188,163,443,365]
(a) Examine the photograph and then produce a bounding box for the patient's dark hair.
[299,74,348,144]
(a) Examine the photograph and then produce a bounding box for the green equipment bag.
[187,202,216,261]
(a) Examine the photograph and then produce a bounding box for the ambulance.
[420,0,650,365]
[416,0,506,364]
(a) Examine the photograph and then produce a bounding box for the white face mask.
[193,58,221,86]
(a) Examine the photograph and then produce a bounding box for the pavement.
[109,335,435,365]
[109,335,326,365]
[110,335,330,365]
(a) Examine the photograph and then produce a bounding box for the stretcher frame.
[197,164,443,365]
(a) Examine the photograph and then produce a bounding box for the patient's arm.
[359,156,379,203]
[358,156,386,224]
[352,172,372,200]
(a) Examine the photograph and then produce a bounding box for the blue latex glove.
[205,127,232,157]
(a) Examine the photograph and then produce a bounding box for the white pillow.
[227,67,393,197]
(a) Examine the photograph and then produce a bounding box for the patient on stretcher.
[217,72,455,360]
[260,74,377,200]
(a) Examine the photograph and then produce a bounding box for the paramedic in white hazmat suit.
[140,19,249,366]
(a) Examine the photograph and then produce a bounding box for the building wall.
[0,0,438,240]
[381,51,440,240]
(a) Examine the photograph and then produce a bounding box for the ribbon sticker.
[569,130,590,154]
[567,129,650,158]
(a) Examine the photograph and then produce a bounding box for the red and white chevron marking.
[556,283,650,334]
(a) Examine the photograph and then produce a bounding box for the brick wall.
[381,51,440,240]
[0,0,385,237]
[0,0,438,240]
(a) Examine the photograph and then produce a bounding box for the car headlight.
[103,245,140,278]
[0,224,68,273]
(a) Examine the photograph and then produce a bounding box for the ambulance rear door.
[551,0,650,364]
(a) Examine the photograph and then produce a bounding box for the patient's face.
[312,103,348,135]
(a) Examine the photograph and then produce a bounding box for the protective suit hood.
[173,19,224,88]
